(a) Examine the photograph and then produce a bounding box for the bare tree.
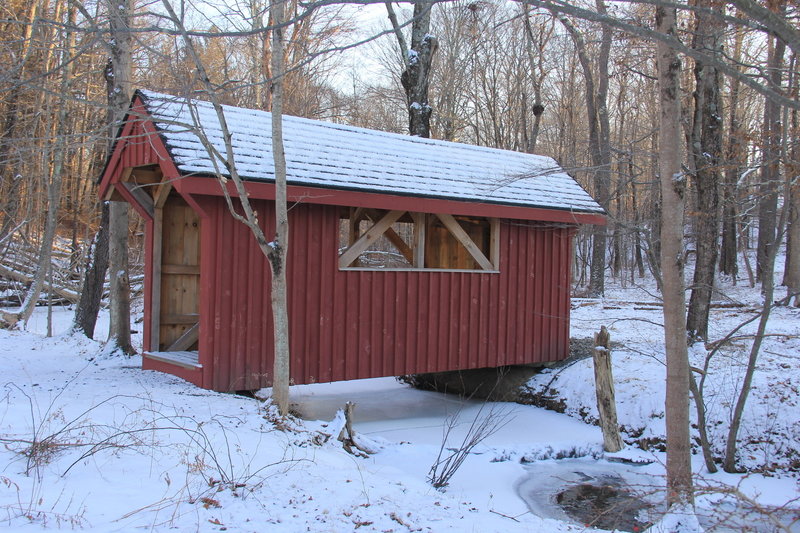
[786,187,799,306]
[268,0,291,415]
[105,0,134,354]
[724,51,797,472]
[520,4,550,154]
[159,0,292,414]
[1,3,76,328]
[785,55,800,305]
[718,22,746,280]
[523,0,799,110]
[0,2,37,245]
[723,158,794,473]
[686,0,723,341]
[73,204,110,338]
[756,2,786,284]
[386,1,438,137]
[554,1,611,297]
[655,4,693,508]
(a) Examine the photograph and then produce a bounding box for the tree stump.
[593,326,624,452]
[337,402,372,458]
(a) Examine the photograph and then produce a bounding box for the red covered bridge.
[98,90,605,392]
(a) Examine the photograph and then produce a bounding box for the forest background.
[2,0,798,314]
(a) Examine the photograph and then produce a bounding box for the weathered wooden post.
[593,326,624,452]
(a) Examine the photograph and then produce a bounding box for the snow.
[0,308,604,532]
[527,280,800,473]
[136,90,604,215]
[2,259,799,531]
[647,503,705,533]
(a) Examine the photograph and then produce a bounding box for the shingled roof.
[137,90,603,215]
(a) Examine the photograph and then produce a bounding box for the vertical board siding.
[202,198,574,391]
[120,121,161,169]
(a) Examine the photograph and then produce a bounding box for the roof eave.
[173,174,607,225]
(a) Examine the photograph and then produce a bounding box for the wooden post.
[151,206,163,351]
[593,326,624,452]
[411,212,425,268]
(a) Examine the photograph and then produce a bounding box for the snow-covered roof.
[137,90,603,214]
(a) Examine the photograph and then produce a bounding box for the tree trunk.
[269,0,291,416]
[73,202,110,338]
[656,5,694,506]
[521,4,546,154]
[783,55,799,305]
[556,4,611,297]
[612,193,622,278]
[786,184,800,306]
[386,2,438,138]
[631,161,646,278]
[107,201,133,353]
[719,23,745,279]
[689,374,718,473]
[104,0,134,353]
[756,25,785,283]
[160,0,293,411]
[686,0,723,341]
[592,0,612,297]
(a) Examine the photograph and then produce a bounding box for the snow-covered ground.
[1,272,799,532]
[0,308,604,532]
[526,277,800,474]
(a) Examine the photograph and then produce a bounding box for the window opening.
[338,208,498,271]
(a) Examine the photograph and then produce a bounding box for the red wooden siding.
[98,96,183,204]
[119,119,160,169]
[95,101,588,392]
[196,197,575,391]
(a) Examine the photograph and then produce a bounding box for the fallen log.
[0,263,80,303]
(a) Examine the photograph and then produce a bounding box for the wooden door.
[156,195,200,350]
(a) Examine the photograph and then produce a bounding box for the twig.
[489,509,528,522]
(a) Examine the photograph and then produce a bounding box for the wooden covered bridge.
[98,90,605,392]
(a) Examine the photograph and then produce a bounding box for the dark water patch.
[555,476,652,532]
[517,460,663,532]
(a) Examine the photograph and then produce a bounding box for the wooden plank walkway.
[143,350,201,370]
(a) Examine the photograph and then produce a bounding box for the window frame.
[338,208,500,273]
